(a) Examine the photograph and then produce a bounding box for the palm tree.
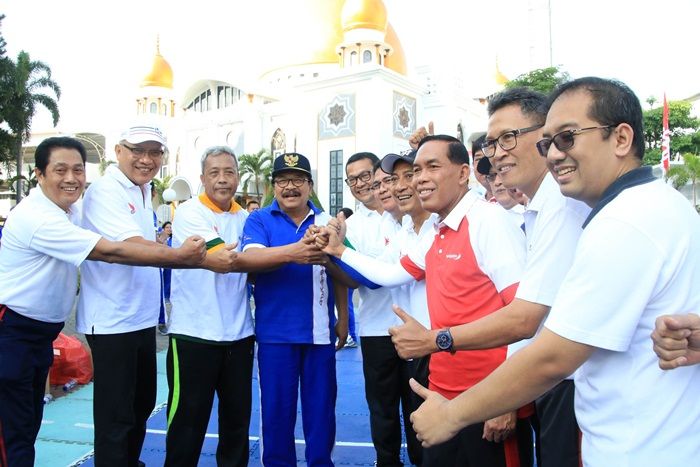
[4,50,61,202]
[238,149,272,200]
[152,175,174,206]
[667,153,700,208]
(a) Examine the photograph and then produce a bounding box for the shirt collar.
[356,202,381,218]
[583,166,656,228]
[526,172,558,214]
[106,164,148,192]
[34,185,74,216]
[439,190,479,232]
[198,193,242,214]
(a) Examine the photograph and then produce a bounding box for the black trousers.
[361,336,427,467]
[422,419,534,467]
[535,379,580,467]
[0,306,63,467]
[86,327,156,467]
[164,335,254,467]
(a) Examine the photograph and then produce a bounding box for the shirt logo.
[128,202,136,214]
[445,253,462,260]
[384,237,390,246]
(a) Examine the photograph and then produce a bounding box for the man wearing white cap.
[77,124,215,466]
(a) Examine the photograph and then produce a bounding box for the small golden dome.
[341,0,388,32]
[141,40,173,89]
[494,61,509,86]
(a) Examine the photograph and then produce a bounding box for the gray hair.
[200,145,238,173]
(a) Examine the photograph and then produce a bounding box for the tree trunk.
[15,137,23,203]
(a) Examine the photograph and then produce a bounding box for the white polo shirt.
[345,204,403,336]
[545,178,700,466]
[387,213,439,328]
[508,173,590,357]
[0,188,100,323]
[168,195,254,342]
[77,165,160,334]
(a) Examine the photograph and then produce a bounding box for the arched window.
[271,128,286,156]
[162,104,167,115]
[350,51,357,65]
[363,50,372,63]
[150,102,158,114]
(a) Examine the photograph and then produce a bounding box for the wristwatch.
[436,328,455,354]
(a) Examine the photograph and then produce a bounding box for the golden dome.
[341,0,388,32]
[494,61,509,86]
[141,41,173,89]
[260,0,406,77]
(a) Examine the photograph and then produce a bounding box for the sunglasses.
[536,125,615,157]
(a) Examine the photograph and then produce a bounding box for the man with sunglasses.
[389,88,589,467]
[409,76,700,467]
[241,152,355,466]
[343,152,410,467]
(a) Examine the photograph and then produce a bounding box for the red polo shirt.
[401,191,525,399]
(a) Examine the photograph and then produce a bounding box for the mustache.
[282,189,302,197]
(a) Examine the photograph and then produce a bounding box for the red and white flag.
[661,93,671,175]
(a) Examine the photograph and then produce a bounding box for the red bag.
[49,333,93,385]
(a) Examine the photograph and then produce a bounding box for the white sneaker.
[345,336,358,348]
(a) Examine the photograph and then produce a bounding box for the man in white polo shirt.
[77,124,238,467]
[390,88,589,467]
[164,146,254,466]
[0,137,206,467]
[408,77,700,467]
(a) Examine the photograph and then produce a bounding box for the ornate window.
[329,150,343,216]
[271,129,286,156]
[363,50,372,63]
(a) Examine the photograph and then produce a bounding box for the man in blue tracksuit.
[242,153,354,466]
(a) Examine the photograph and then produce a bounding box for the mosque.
[9,0,510,219]
[133,0,508,216]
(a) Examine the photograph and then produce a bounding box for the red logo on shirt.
[384,237,390,246]
[128,203,136,214]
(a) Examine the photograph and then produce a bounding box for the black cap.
[476,156,492,176]
[380,150,417,174]
[272,152,312,178]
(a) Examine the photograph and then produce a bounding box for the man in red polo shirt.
[322,135,530,467]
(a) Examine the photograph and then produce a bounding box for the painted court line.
[73,423,385,448]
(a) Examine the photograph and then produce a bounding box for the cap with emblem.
[272,152,313,179]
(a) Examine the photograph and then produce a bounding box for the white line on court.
[73,423,385,447]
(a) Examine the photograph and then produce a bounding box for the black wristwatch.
[436,328,455,354]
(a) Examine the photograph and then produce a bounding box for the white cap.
[119,124,167,148]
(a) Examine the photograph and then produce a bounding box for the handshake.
[303,218,347,260]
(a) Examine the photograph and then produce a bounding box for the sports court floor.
[36,345,415,466]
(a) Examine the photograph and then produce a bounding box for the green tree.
[504,66,570,94]
[667,153,700,208]
[152,174,173,206]
[238,149,273,200]
[2,50,61,202]
[643,101,700,165]
[6,163,37,196]
[0,14,16,167]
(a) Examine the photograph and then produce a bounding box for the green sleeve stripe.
[343,238,355,250]
[206,238,224,251]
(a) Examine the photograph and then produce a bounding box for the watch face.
[436,330,452,350]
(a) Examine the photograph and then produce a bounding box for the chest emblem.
[128,202,136,214]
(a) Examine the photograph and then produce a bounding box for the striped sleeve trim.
[206,238,225,252]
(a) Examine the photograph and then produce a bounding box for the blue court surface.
[36,345,415,466]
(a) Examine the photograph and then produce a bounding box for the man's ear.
[613,123,635,159]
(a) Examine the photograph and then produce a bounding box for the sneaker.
[157,323,168,336]
[345,336,358,348]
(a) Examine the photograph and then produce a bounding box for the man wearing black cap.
[241,152,354,466]
[476,156,527,230]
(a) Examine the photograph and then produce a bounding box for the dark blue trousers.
[257,342,336,467]
[0,306,63,467]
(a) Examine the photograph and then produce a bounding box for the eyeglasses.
[481,124,544,158]
[535,125,615,157]
[273,177,309,188]
[345,170,372,187]
[370,174,398,191]
[485,172,498,183]
[122,144,164,159]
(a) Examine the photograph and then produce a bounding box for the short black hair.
[162,221,172,228]
[417,134,469,165]
[549,77,645,159]
[338,207,353,218]
[247,200,260,208]
[471,134,486,157]
[487,87,549,124]
[346,152,379,171]
[35,137,87,174]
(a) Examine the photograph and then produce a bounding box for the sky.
[2,0,698,135]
